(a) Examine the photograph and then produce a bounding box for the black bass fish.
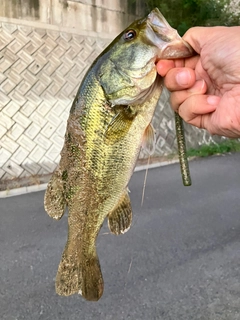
[44,8,194,301]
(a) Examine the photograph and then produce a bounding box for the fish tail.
[80,248,104,301]
[44,169,66,220]
[55,242,104,301]
[55,246,80,296]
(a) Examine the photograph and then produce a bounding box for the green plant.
[187,139,240,157]
[132,0,240,35]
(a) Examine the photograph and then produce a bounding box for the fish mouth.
[147,8,195,59]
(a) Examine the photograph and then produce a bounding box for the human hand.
[157,27,240,138]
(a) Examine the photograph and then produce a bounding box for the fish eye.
[123,29,136,41]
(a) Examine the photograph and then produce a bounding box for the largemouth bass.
[44,8,194,301]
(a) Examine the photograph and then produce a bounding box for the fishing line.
[141,154,151,206]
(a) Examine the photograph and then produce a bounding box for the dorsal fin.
[108,189,132,235]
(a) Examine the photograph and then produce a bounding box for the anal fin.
[108,190,132,235]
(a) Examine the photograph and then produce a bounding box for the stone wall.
[0,0,218,190]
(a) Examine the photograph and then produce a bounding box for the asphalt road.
[1,153,240,320]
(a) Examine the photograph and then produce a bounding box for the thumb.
[183,27,227,54]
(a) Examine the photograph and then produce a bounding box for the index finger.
[157,55,199,77]
[157,58,188,76]
[156,60,178,77]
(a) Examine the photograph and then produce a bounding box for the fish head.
[98,8,194,105]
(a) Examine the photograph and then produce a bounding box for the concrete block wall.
[0,19,112,186]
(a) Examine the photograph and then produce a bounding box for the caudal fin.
[81,253,104,301]
[55,246,83,296]
[55,245,104,301]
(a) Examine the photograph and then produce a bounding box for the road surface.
[1,153,240,320]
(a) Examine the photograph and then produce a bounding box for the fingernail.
[207,96,220,105]
[188,79,205,93]
[176,70,191,86]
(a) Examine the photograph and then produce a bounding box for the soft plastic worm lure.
[175,112,192,186]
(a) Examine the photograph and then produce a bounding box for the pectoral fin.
[104,105,137,144]
[104,112,132,144]
[142,123,156,155]
[108,190,132,235]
